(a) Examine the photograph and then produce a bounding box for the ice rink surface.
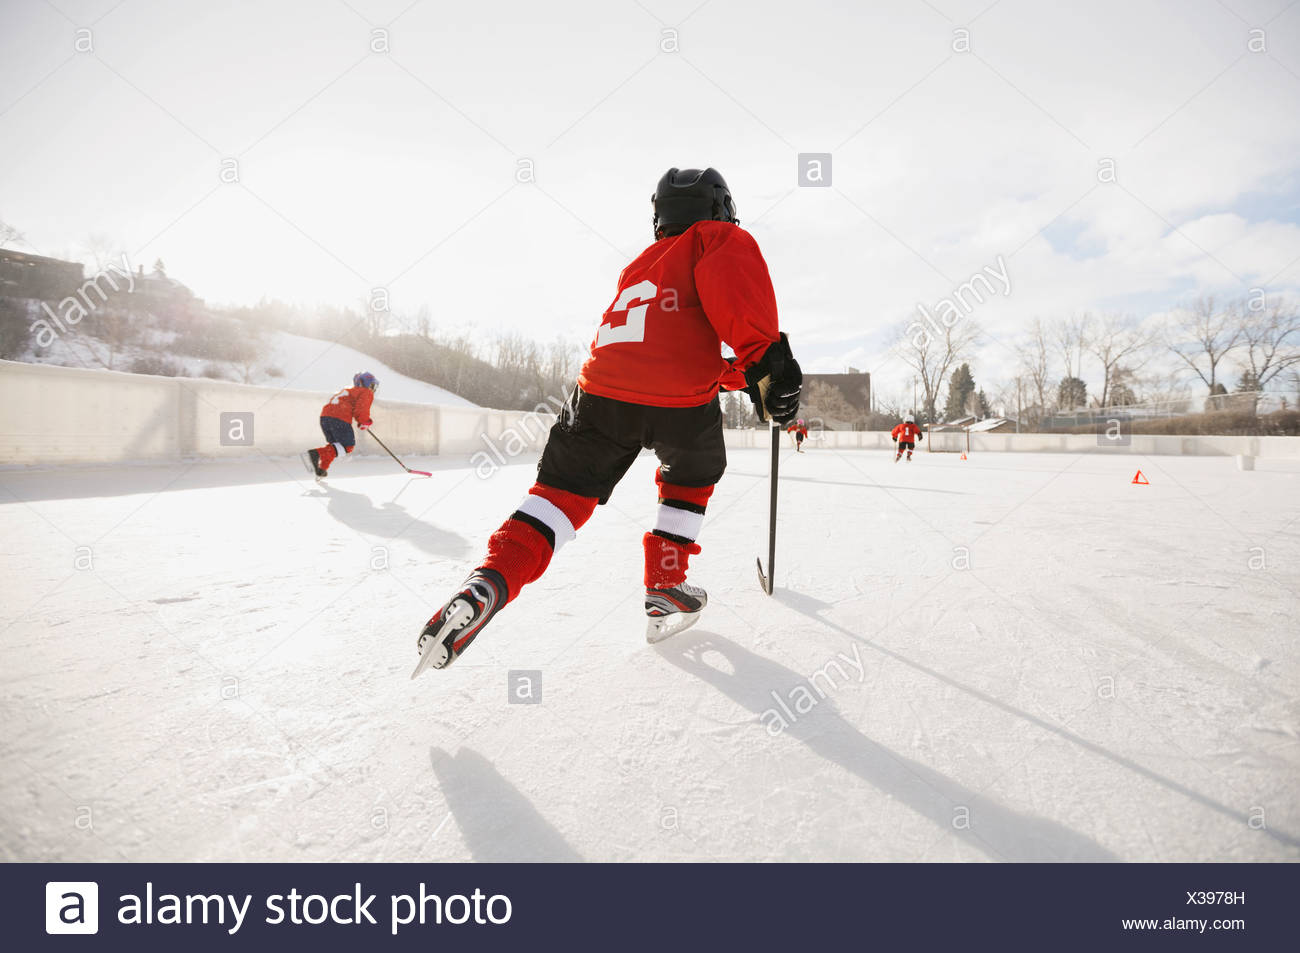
[2,443,1297,862]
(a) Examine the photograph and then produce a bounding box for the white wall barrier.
[724,427,1300,457]
[0,360,554,465]
[4,360,1299,466]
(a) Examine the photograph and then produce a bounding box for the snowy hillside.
[264,330,477,406]
[1,447,1296,862]
[15,303,477,407]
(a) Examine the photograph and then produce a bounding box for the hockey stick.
[366,429,432,477]
[755,419,779,595]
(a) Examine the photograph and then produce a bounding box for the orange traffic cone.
[1132,470,1148,485]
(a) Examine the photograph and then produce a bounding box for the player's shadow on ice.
[656,633,1118,862]
[429,747,583,862]
[311,484,471,559]
[773,588,1300,854]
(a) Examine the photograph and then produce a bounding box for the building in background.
[0,249,84,300]
[803,370,871,417]
[129,261,198,308]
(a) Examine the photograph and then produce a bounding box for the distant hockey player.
[891,413,922,462]
[303,372,378,478]
[412,167,802,674]
[787,418,809,452]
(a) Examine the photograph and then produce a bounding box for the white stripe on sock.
[332,442,347,458]
[654,503,703,541]
[517,494,578,549]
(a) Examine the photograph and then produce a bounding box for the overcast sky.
[3,0,1299,399]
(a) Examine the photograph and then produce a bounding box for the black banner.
[4,862,1294,950]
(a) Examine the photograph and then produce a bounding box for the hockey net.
[926,427,970,453]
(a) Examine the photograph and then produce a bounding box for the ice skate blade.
[646,611,701,644]
[410,640,450,679]
[411,601,475,679]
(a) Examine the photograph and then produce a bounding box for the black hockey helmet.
[651,167,739,239]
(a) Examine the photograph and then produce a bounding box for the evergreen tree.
[1109,382,1138,406]
[1058,376,1087,409]
[1107,366,1139,407]
[943,363,975,420]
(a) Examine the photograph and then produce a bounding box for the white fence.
[723,427,1300,458]
[0,360,554,466]
[3,360,1299,467]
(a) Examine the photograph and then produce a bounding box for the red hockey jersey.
[322,385,375,427]
[891,422,921,442]
[577,220,780,408]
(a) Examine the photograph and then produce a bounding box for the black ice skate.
[645,581,707,643]
[411,569,508,678]
[302,449,327,479]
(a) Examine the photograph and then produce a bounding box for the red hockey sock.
[317,444,338,468]
[655,469,715,510]
[481,483,597,602]
[643,532,702,589]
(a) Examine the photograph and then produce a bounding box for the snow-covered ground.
[263,330,477,407]
[18,312,476,407]
[1,447,1297,862]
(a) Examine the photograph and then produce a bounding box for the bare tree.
[894,317,981,424]
[1237,296,1300,394]
[542,336,582,399]
[1016,317,1052,423]
[870,386,906,419]
[721,391,750,428]
[0,217,28,249]
[81,232,126,272]
[88,309,138,371]
[1053,312,1092,380]
[233,321,268,384]
[987,374,1028,426]
[1090,313,1152,407]
[1164,295,1241,395]
[1138,368,1193,408]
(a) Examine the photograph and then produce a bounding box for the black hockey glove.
[743,332,802,425]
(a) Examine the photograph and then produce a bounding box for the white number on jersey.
[595,280,657,348]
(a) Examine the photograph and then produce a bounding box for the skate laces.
[673,582,706,598]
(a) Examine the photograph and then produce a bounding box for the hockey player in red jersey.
[787,418,809,452]
[412,168,802,675]
[890,413,923,462]
[303,372,378,478]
